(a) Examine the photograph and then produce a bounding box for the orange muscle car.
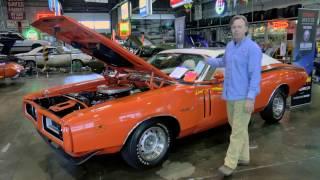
[0,56,24,80]
[23,16,308,169]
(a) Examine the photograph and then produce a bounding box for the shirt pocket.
[235,47,249,65]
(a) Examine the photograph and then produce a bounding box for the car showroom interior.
[1,0,320,179]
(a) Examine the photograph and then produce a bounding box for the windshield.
[148,53,216,82]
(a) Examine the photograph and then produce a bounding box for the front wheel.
[121,121,172,169]
[260,89,287,123]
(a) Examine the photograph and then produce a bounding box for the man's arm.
[207,54,226,68]
[247,45,262,100]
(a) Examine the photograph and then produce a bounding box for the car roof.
[160,48,225,57]
[158,48,281,66]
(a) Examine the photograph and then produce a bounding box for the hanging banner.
[175,16,185,48]
[194,4,202,21]
[291,9,319,107]
[7,0,25,20]
[139,0,152,17]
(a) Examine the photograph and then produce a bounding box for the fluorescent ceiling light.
[84,0,108,3]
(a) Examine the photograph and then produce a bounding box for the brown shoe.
[238,160,250,166]
[218,165,234,176]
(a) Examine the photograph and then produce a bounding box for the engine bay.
[33,82,149,117]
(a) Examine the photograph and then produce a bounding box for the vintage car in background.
[15,46,94,69]
[0,35,24,80]
[125,35,175,58]
[0,54,24,80]
[0,32,50,54]
[23,16,307,169]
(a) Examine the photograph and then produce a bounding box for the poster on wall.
[175,16,185,48]
[7,0,25,20]
[291,9,319,107]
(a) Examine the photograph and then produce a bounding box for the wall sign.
[7,0,25,20]
[170,0,193,9]
[268,21,289,29]
[215,0,227,16]
[194,4,202,21]
[6,20,28,29]
[23,27,40,40]
[139,0,152,17]
[119,21,131,38]
[121,2,129,20]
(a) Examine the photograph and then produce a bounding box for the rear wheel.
[71,59,84,72]
[121,120,172,169]
[260,89,287,123]
[25,60,36,75]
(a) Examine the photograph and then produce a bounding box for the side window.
[48,48,58,54]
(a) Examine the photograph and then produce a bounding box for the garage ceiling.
[60,0,121,13]
[60,0,171,13]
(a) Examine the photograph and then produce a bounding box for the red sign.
[7,0,25,20]
[36,12,55,20]
[268,21,289,29]
[170,0,193,8]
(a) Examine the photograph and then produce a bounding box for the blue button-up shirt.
[207,37,262,101]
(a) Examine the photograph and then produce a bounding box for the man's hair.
[230,15,249,27]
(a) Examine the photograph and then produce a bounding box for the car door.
[193,54,228,133]
[47,48,68,66]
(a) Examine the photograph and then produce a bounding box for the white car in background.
[15,46,93,69]
[0,32,50,53]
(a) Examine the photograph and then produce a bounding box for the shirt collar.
[233,36,248,47]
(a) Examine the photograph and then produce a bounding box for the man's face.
[231,19,248,41]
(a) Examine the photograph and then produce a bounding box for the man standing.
[207,15,262,176]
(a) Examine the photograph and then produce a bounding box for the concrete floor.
[1,73,320,180]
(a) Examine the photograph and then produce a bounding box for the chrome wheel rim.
[272,93,285,119]
[138,126,167,162]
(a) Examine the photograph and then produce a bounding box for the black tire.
[260,89,287,123]
[25,60,37,75]
[31,44,41,49]
[72,59,84,72]
[121,120,172,169]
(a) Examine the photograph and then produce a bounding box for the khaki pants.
[224,100,251,169]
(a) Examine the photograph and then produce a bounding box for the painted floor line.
[235,155,320,173]
[1,143,11,153]
[188,155,320,180]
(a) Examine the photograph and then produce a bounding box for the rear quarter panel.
[255,64,307,111]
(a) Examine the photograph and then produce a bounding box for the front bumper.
[37,130,99,165]
[24,100,98,164]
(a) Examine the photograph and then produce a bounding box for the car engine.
[34,83,147,117]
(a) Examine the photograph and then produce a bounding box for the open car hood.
[0,37,16,55]
[31,16,173,81]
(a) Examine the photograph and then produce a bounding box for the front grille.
[26,103,37,121]
[43,116,63,141]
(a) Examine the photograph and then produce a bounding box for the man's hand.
[245,99,255,113]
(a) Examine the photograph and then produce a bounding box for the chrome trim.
[263,83,288,111]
